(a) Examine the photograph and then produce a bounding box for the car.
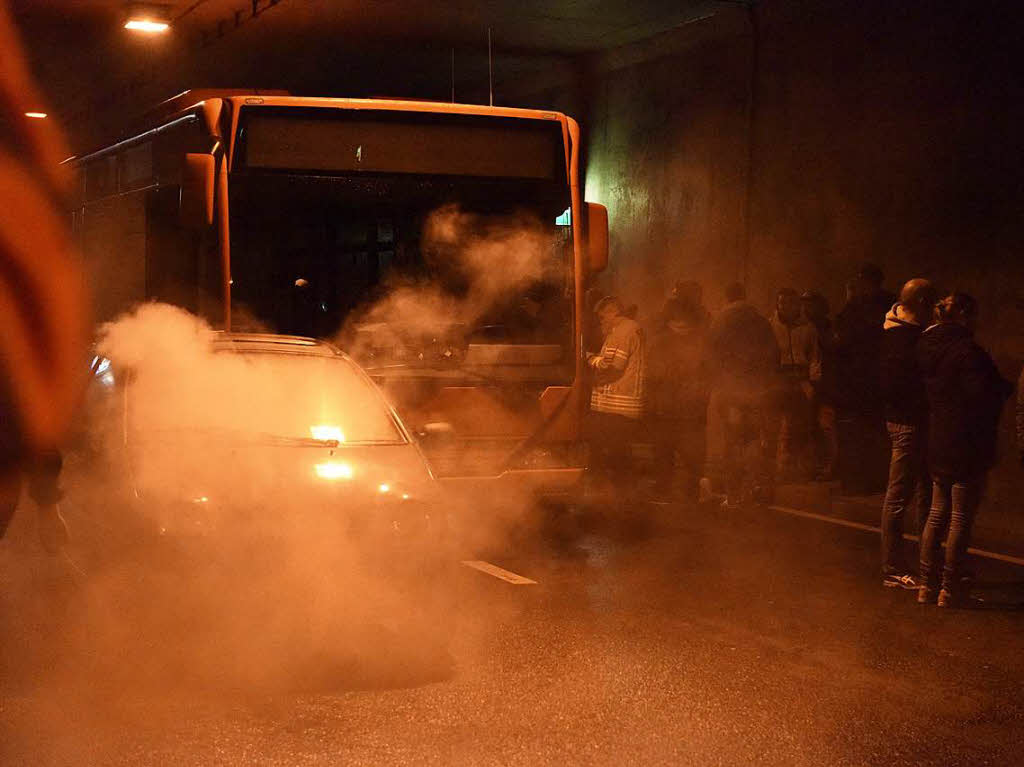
[68,332,447,563]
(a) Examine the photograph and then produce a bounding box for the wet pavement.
[3,498,1024,766]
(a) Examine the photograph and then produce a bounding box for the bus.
[69,90,608,501]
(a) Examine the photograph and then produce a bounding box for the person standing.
[878,278,937,589]
[800,291,838,480]
[833,263,894,494]
[770,288,821,480]
[703,282,780,506]
[587,296,646,501]
[917,293,1012,607]
[647,298,707,502]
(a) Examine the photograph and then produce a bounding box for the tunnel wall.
[574,0,1023,367]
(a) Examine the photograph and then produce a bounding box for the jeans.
[706,387,779,503]
[880,423,929,574]
[919,478,983,592]
[651,415,705,501]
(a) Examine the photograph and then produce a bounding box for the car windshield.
[128,351,404,445]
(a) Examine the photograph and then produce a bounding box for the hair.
[935,292,978,324]
[800,290,830,318]
[858,262,884,288]
[662,298,698,326]
[724,282,746,303]
[776,287,799,301]
[593,295,623,315]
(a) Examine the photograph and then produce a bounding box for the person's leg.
[0,470,22,538]
[881,423,916,578]
[919,479,951,599]
[27,449,67,553]
[677,420,705,504]
[756,390,781,504]
[940,478,983,599]
[817,403,838,480]
[650,416,678,496]
[704,389,727,496]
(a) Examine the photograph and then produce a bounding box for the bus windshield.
[229,109,573,375]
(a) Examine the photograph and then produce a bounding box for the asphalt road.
[3,498,1024,766]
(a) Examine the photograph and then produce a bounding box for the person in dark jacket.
[878,278,936,588]
[833,263,896,494]
[801,291,838,479]
[647,298,707,501]
[917,293,1012,607]
[703,282,781,506]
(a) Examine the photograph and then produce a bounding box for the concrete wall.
[579,0,1024,365]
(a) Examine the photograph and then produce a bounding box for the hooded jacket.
[917,323,1012,479]
[879,304,928,425]
[704,301,780,395]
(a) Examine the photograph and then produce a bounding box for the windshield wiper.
[256,433,340,448]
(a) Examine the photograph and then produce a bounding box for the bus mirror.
[585,202,608,273]
[180,153,215,229]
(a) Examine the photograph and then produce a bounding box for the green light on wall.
[555,207,571,226]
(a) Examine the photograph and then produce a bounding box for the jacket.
[917,323,1012,479]
[704,301,780,395]
[770,314,821,383]
[879,304,928,426]
[647,324,707,419]
[833,290,893,413]
[589,316,646,419]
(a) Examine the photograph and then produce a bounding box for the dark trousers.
[919,477,983,592]
[0,450,63,538]
[651,415,705,501]
[707,388,779,503]
[880,422,929,574]
[587,411,641,494]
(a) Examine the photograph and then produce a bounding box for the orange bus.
[69,91,608,501]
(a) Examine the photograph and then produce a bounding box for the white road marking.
[767,504,1024,568]
[460,560,537,584]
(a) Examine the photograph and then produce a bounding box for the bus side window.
[145,185,199,312]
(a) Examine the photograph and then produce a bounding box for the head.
[898,278,938,323]
[934,292,978,332]
[800,291,829,325]
[594,295,624,333]
[672,280,703,308]
[724,282,746,304]
[662,298,698,334]
[857,263,885,294]
[776,288,802,324]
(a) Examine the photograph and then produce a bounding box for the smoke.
[341,203,562,357]
[5,302,465,699]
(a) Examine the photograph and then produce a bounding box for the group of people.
[585,266,1014,607]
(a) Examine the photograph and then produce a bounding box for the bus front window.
[228,115,573,376]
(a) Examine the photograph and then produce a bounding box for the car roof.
[209,332,340,357]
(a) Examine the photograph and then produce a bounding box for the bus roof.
[78,90,571,163]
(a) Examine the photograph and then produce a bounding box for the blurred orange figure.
[0,0,89,544]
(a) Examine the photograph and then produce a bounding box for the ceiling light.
[124,4,171,33]
[24,112,47,119]
[124,19,169,32]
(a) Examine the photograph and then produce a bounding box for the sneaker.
[937,588,957,608]
[918,585,938,604]
[883,573,920,590]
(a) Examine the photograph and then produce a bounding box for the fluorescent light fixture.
[123,3,171,33]
[124,19,169,32]
[24,111,47,119]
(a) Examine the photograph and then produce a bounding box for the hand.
[37,503,69,555]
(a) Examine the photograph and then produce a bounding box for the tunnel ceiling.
[9,0,719,149]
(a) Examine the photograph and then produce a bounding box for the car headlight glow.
[310,424,346,443]
[314,461,354,480]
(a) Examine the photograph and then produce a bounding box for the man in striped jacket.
[586,296,646,500]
